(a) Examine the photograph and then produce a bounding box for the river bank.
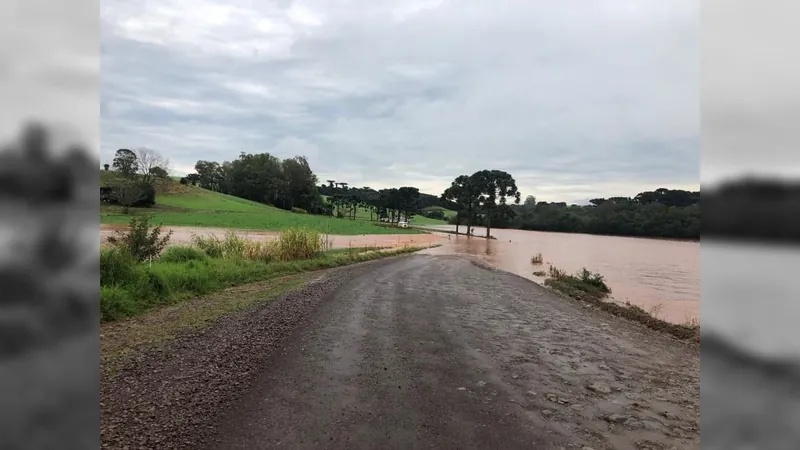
[424,225,699,324]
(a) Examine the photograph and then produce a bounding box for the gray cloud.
[702,0,800,185]
[101,0,699,202]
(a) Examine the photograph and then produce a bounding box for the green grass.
[157,188,276,213]
[100,243,427,322]
[100,174,449,233]
[100,181,424,235]
[101,209,422,234]
[101,226,432,322]
[101,273,314,377]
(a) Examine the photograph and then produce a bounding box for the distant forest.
[703,176,800,243]
[451,188,701,240]
[169,151,709,240]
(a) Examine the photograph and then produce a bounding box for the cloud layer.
[101,0,699,202]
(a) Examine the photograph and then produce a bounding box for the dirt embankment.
[101,254,698,450]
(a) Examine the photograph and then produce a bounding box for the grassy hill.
[100,175,423,235]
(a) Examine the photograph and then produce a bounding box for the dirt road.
[101,255,699,450]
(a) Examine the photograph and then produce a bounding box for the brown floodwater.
[422,226,699,324]
[99,225,445,250]
[98,224,699,324]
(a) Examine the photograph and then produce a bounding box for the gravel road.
[101,254,698,450]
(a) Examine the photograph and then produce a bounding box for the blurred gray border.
[701,0,800,448]
[0,0,100,449]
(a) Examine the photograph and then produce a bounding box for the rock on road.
[101,255,699,450]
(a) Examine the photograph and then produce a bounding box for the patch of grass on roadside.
[100,219,428,323]
[100,274,312,377]
[543,265,699,341]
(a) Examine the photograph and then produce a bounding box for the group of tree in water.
[440,172,699,239]
[102,148,712,240]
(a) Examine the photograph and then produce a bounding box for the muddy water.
[98,224,699,323]
[99,225,446,250]
[422,226,699,324]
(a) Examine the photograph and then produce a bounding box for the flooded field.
[99,223,700,324]
[99,224,446,250]
[424,225,700,324]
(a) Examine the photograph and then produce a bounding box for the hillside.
[100,176,424,235]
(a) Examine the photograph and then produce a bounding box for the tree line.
[704,176,800,243]
[182,154,427,223]
[182,153,324,213]
[318,184,423,224]
[442,183,700,240]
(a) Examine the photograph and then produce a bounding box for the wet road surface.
[210,255,698,449]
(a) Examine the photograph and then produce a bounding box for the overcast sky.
[702,0,800,186]
[100,0,700,203]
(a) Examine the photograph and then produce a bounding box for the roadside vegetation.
[100,216,429,322]
[540,260,700,341]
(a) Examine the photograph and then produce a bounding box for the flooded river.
[424,226,699,324]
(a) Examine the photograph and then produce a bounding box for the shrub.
[291,207,308,214]
[190,232,252,260]
[159,246,208,263]
[100,285,137,321]
[191,234,224,258]
[100,247,137,286]
[548,265,566,278]
[576,267,611,293]
[221,231,246,259]
[272,227,323,261]
[530,253,544,265]
[242,240,275,263]
[107,216,173,262]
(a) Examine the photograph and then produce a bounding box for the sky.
[99,0,701,203]
[701,0,800,186]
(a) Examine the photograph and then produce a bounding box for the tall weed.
[107,216,172,261]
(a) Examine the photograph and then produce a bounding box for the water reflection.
[423,226,700,324]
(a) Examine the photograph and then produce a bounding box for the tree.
[523,195,536,208]
[112,149,138,178]
[280,156,321,212]
[185,173,200,186]
[195,160,224,191]
[442,174,481,236]
[103,163,110,171]
[470,169,520,238]
[149,166,169,179]
[135,147,170,186]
